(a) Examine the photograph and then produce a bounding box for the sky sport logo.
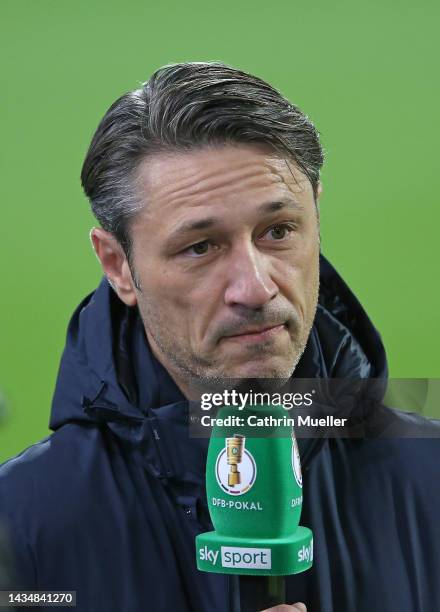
[298,540,313,564]
[221,546,272,569]
[199,545,272,569]
[199,545,219,565]
[200,543,311,570]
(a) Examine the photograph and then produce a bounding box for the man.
[0,62,439,612]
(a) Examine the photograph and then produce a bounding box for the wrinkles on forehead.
[134,146,312,214]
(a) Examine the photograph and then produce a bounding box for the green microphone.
[196,402,313,610]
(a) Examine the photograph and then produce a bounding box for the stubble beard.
[135,280,319,397]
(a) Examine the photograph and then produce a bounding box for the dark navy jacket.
[1,255,439,611]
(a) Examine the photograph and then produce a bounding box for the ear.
[90,227,138,306]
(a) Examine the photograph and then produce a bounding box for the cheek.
[152,285,191,317]
[159,260,222,310]
[273,241,319,293]
[300,243,320,303]
[137,264,186,319]
[140,270,212,341]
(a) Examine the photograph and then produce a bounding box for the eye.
[261,223,296,241]
[183,240,214,257]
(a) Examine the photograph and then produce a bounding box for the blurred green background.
[1,0,439,462]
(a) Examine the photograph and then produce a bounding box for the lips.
[227,323,285,337]
[222,323,288,343]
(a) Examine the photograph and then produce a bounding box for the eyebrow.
[164,198,303,247]
[257,198,304,214]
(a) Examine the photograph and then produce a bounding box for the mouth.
[222,323,288,344]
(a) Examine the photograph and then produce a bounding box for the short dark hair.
[81,61,324,262]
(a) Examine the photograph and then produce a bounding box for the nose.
[224,243,278,309]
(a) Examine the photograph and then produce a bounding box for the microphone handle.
[230,575,286,612]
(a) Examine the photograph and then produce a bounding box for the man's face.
[128,144,320,391]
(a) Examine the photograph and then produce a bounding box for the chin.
[227,358,295,381]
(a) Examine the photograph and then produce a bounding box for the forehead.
[134,144,313,219]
